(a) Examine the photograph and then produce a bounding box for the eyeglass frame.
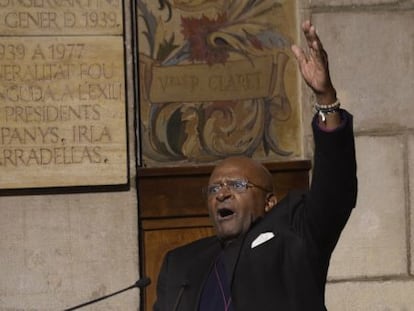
[204,178,272,197]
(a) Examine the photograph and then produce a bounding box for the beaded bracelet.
[314,99,341,122]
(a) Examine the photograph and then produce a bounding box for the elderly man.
[154,20,358,311]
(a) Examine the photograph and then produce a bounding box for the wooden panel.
[138,173,209,218]
[142,217,213,230]
[137,160,311,218]
[137,160,311,311]
[142,221,214,310]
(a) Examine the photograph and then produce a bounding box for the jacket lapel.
[223,235,246,288]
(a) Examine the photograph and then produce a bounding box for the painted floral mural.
[137,0,300,166]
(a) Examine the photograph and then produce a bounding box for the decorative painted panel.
[136,0,300,167]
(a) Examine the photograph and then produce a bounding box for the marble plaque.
[0,1,127,190]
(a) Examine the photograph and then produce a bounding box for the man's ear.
[264,193,278,213]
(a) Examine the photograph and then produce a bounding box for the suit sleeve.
[293,110,358,256]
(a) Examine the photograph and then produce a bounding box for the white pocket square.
[251,232,275,248]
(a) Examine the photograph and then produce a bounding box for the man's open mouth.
[218,208,235,219]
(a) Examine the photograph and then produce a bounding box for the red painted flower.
[181,13,229,65]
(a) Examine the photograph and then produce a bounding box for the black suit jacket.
[154,111,357,311]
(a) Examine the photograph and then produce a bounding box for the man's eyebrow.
[209,177,245,183]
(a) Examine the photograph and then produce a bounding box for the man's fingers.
[294,21,328,66]
[303,21,316,47]
[304,23,324,52]
[291,44,307,64]
[302,20,311,32]
[311,40,329,66]
[305,24,327,64]
[312,40,321,57]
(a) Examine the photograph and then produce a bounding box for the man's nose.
[216,187,233,201]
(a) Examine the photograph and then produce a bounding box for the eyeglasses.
[206,178,271,196]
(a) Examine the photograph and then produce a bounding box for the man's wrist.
[315,87,337,106]
[314,99,341,121]
[314,99,342,129]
